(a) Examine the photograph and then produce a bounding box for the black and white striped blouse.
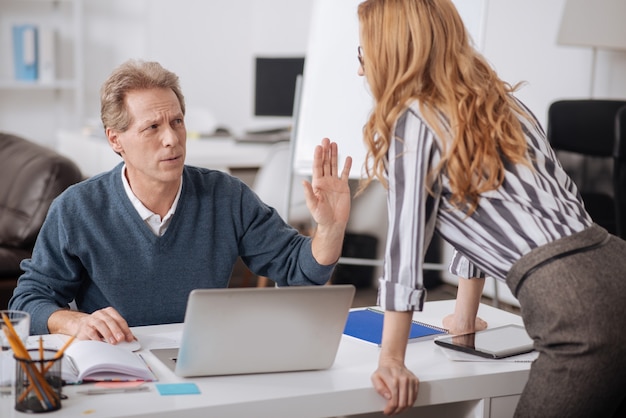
[378,100,592,311]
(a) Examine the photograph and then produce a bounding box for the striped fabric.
[378,100,593,311]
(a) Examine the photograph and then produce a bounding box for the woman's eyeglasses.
[357,46,364,68]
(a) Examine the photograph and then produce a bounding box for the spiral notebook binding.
[411,319,448,334]
[365,307,448,334]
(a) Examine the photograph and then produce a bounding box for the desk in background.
[56,130,275,179]
[0,300,531,418]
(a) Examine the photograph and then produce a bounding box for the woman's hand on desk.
[444,276,488,334]
[442,313,487,335]
[373,311,419,415]
[371,358,419,416]
[48,306,135,344]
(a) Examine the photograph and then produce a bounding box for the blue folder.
[12,24,38,81]
[343,308,447,346]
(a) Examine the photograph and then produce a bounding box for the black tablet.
[434,324,535,359]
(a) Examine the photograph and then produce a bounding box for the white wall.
[1,0,625,150]
[481,0,626,127]
[81,0,314,137]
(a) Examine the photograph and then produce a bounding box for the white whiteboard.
[294,0,487,178]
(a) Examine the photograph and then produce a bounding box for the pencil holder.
[14,349,63,413]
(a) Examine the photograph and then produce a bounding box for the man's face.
[108,88,186,189]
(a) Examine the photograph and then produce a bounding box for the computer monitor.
[254,57,305,117]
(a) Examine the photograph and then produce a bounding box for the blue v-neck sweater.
[11,164,333,334]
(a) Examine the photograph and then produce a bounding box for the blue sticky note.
[155,383,201,396]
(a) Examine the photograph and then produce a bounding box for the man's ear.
[106,128,123,155]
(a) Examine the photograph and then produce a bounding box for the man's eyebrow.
[140,116,162,126]
[138,111,183,128]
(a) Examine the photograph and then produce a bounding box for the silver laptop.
[151,285,355,377]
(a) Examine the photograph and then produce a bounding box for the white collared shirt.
[121,165,183,236]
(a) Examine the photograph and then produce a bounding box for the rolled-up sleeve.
[378,108,440,312]
[448,249,487,279]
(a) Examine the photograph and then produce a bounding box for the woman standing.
[356,0,626,416]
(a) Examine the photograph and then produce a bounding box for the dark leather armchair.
[547,99,626,237]
[0,132,83,308]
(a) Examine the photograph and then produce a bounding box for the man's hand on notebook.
[48,306,136,344]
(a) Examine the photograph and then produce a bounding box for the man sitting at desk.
[10,59,352,343]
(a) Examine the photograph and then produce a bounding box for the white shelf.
[0,0,84,137]
[0,79,78,89]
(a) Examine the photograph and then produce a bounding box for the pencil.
[52,335,76,360]
[17,334,76,405]
[39,336,44,372]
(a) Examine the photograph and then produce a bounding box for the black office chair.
[547,99,626,237]
[615,105,626,238]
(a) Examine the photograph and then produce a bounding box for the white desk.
[0,300,530,418]
[56,131,275,177]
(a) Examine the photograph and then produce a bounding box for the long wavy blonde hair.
[357,0,531,214]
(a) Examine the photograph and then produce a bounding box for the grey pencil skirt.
[505,224,626,418]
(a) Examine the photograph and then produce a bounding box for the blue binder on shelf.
[12,24,38,81]
[343,308,448,346]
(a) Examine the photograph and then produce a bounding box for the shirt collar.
[121,165,183,223]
